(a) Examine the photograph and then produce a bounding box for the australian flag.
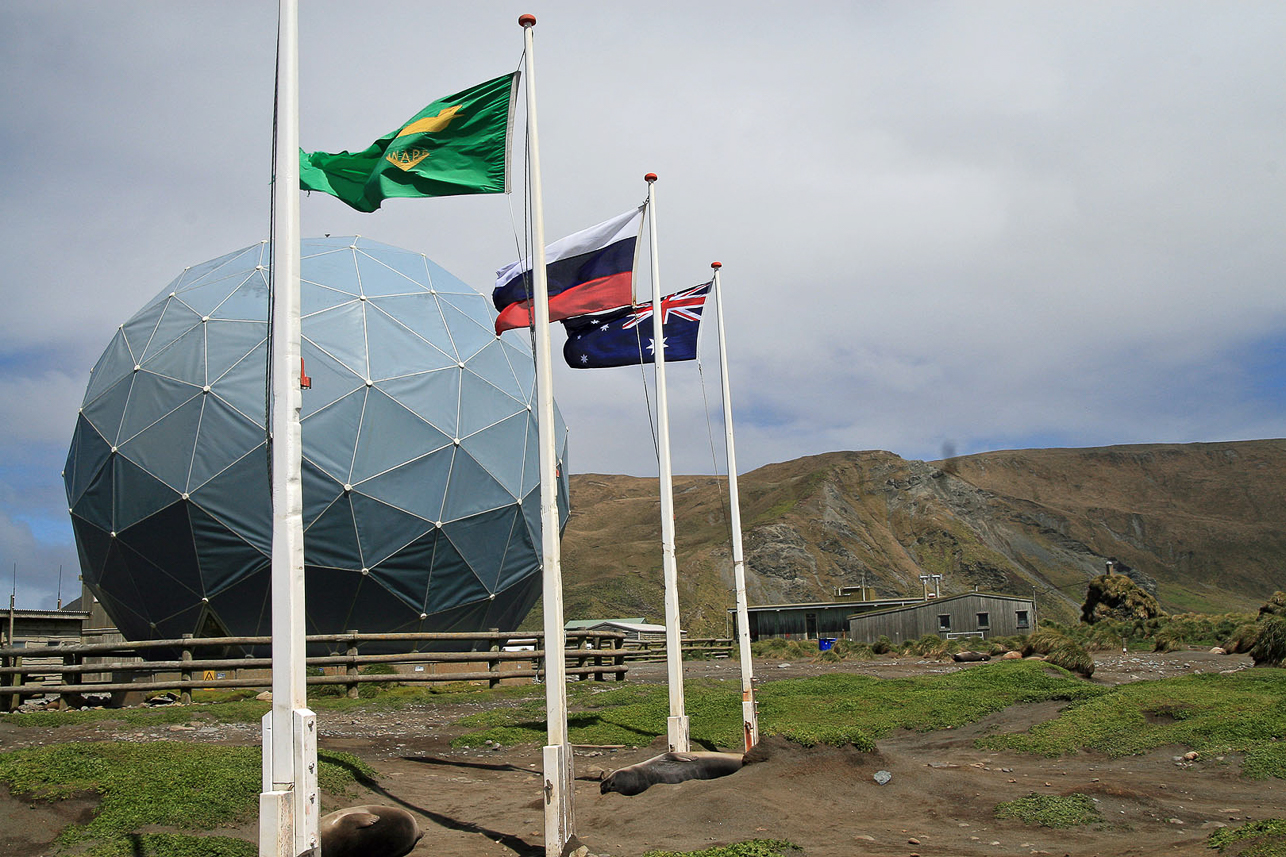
[562,282,710,368]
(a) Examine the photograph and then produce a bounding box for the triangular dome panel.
[210,272,270,321]
[351,389,451,483]
[378,369,461,438]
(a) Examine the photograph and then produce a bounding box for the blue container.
[818,638,836,651]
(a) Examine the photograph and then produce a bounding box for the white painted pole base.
[742,698,759,752]
[259,710,319,857]
[543,742,575,857]
[260,791,293,857]
[292,709,319,856]
[667,715,690,753]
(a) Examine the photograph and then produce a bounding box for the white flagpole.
[262,0,318,855]
[518,15,576,857]
[710,262,758,750]
[645,173,690,753]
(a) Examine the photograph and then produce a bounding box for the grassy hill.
[534,439,1286,635]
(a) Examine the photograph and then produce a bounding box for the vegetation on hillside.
[558,441,1286,636]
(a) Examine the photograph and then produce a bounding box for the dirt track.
[1,650,1279,857]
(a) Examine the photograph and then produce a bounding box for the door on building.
[805,613,818,640]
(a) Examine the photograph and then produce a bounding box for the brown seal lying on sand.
[600,751,745,796]
[319,805,423,857]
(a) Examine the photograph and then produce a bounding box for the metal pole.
[518,15,575,857]
[645,173,690,753]
[710,262,758,750]
[261,1,317,854]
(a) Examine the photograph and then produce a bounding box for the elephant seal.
[600,751,745,796]
[319,805,423,857]
[952,650,991,662]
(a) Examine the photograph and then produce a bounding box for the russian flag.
[492,206,643,334]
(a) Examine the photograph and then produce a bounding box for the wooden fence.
[620,638,735,662]
[0,630,640,710]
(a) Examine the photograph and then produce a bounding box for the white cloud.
[1,1,1283,604]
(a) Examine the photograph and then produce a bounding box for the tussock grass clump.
[1259,591,1286,619]
[1082,624,1125,652]
[1152,625,1188,653]
[1022,629,1094,678]
[902,633,951,659]
[1207,817,1286,855]
[831,639,876,660]
[1225,622,1262,654]
[1251,617,1286,668]
[871,635,895,655]
[1081,573,1163,623]
[995,792,1101,828]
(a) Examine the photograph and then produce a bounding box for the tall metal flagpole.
[710,262,758,750]
[261,0,318,855]
[519,15,576,857]
[645,174,690,753]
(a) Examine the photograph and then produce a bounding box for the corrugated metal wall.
[848,595,1035,643]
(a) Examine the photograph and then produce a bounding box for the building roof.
[846,591,1035,622]
[732,597,924,613]
[565,617,646,630]
[589,621,668,634]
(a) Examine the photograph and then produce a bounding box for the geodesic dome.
[64,237,568,649]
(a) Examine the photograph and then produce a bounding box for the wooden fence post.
[179,634,193,704]
[345,630,359,699]
[488,628,501,689]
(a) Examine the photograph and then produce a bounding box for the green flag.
[300,72,518,212]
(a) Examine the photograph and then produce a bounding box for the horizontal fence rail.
[0,630,660,710]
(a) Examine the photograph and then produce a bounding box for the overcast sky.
[2,2,1283,608]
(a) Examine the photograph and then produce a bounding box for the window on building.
[938,614,951,631]
[976,612,990,629]
[1016,610,1030,629]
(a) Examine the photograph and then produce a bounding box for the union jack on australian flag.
[562,282,711,368]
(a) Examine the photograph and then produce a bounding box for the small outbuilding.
[566,618,676,644]
[846,592,1036,644]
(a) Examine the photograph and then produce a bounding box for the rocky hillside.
[549,439,1286,635]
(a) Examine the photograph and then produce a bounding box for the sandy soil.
[0,650,1278,857]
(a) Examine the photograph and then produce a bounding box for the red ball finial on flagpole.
[644,173,658,183]
[711,262,722,269]
[519,14,536,27]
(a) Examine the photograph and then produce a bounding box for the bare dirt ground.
[0,650,1279,857]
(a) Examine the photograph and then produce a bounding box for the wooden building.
[0,608,91,649]
[731,597,925,642]
[846,592,1036,644]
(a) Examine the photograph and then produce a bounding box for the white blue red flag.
[492,206,643,334]
[562,282,711,368]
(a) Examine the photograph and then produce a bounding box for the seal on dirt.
[319,804,423,857]
[600,751,745,796]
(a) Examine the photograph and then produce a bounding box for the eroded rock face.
[745,524,816,582]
